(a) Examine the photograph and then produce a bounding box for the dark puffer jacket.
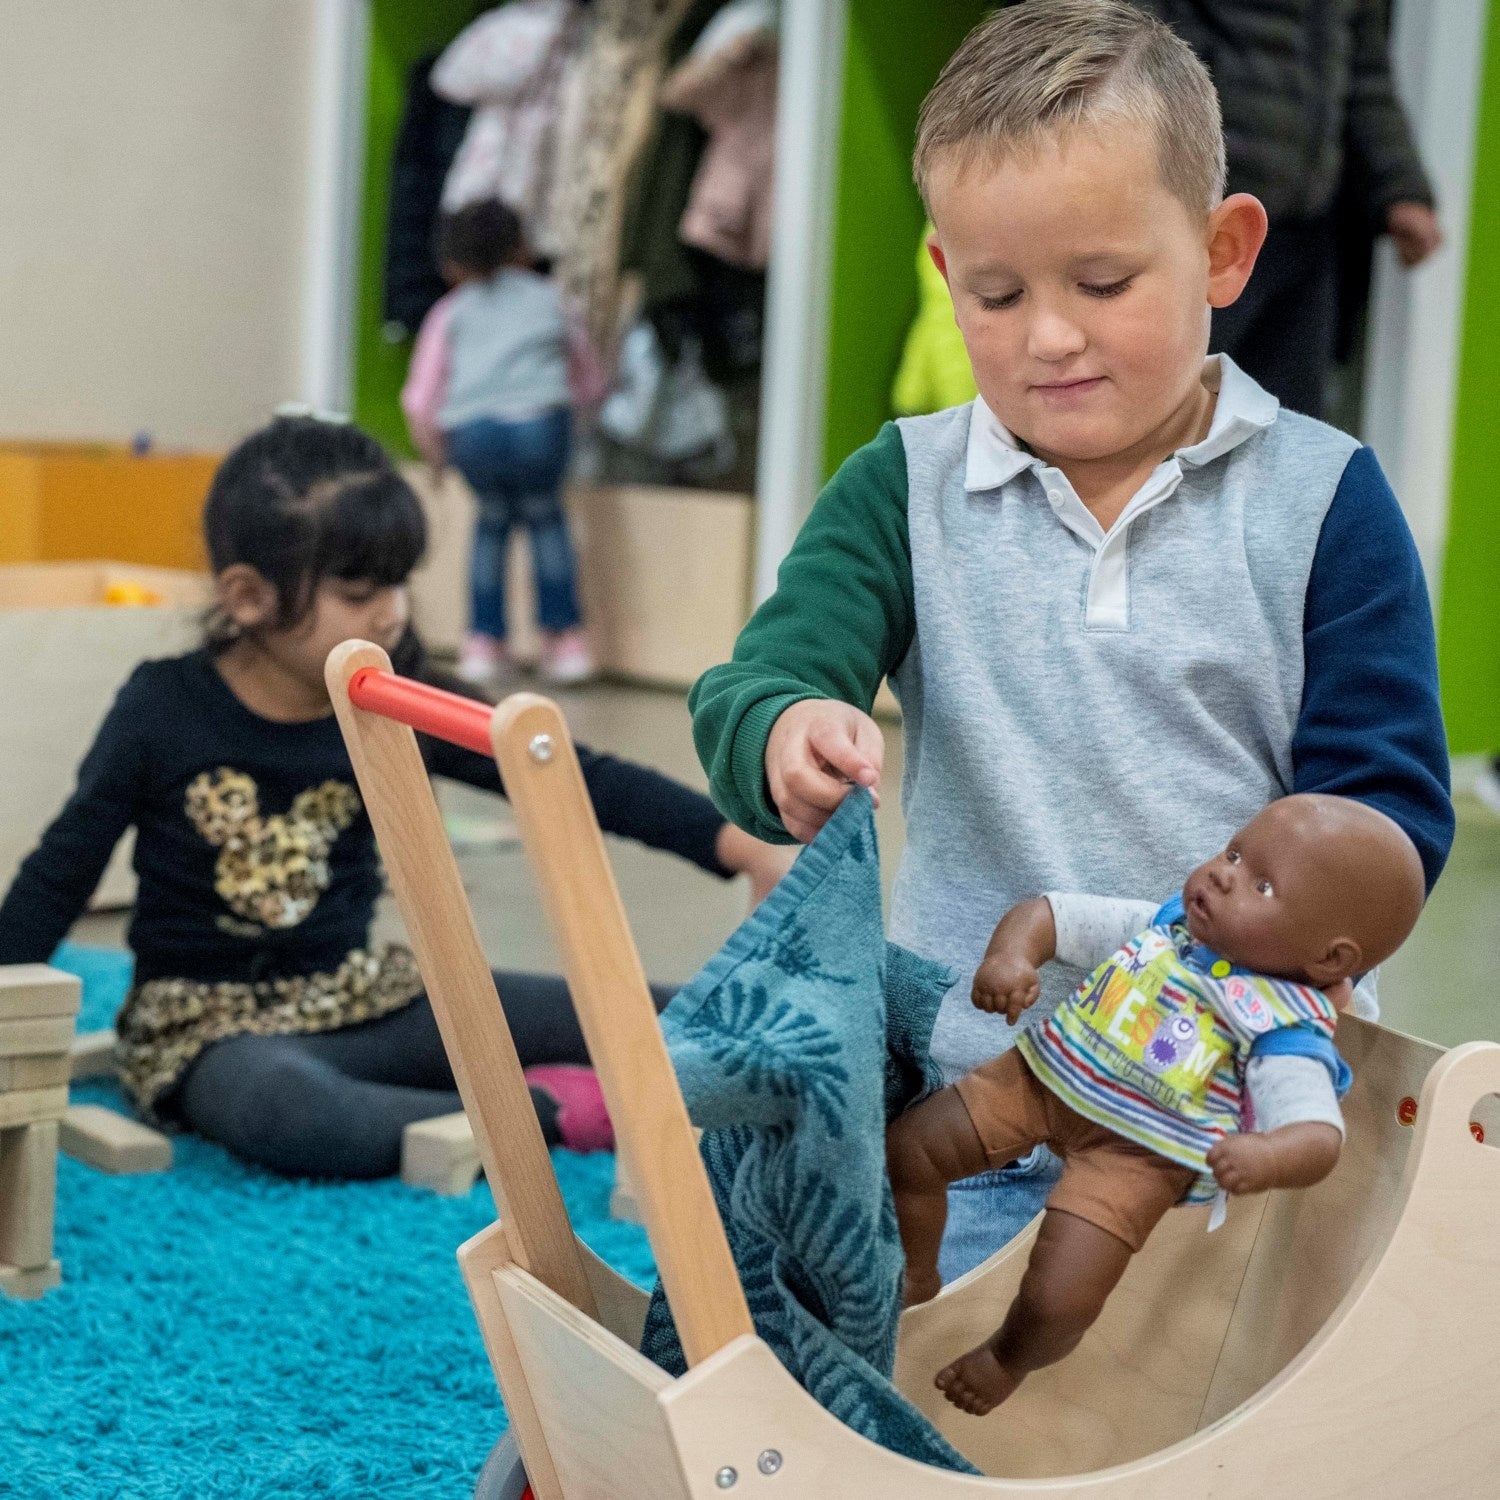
[1133,0,1434,222]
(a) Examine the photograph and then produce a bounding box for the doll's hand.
[715,824,797,910]
[1206,1134,1277,1195]
[972,953,1041,1025]
[765,699,883,844]
[1208,1123,1342,1195]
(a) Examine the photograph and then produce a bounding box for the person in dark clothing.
[1129,0,1442,417]
[0,415,791,1179]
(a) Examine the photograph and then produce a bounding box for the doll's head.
[1181,794,1426,987]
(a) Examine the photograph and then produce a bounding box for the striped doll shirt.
[1017,896,1348,1204]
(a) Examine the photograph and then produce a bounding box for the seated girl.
[0,414,789,1178]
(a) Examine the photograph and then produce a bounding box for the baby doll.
[887,793,1426,1416]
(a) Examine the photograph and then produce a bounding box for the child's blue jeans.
[936,1146,1063,1285]
[446,407,581,638]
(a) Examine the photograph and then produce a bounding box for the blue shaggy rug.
[2,946,654,1500]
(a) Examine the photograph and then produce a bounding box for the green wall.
[1439,0,1500,755]
[823,2,985,478]
[353,0,480,456]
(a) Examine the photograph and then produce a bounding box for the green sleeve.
[688,421,915,842]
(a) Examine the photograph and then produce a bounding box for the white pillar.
[1361,0,1489,605]
[754,0,849,602]
[300,0,372,416]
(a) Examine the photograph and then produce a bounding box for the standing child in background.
[0,415,790,1180]
[691,0,1452,1285]
[402,198,608,686]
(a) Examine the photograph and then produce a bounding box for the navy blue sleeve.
[1293,446,1453,891]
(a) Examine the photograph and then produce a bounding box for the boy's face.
[926,121,1247,465]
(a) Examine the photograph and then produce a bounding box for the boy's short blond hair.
[914,0,1226,216]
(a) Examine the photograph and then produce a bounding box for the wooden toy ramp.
[328,641,1500,1499]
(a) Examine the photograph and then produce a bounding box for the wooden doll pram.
[328,640,1500,1499]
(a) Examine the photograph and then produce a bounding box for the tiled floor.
[73,682,1499,1050]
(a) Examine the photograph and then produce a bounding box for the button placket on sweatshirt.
[1038,460,1185,631]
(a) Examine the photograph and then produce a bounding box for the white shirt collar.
[963,354,1280,493]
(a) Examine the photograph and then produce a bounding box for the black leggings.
[176,970,673,1180]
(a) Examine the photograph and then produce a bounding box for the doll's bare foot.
[935,1338,1024,1415]
[1206,1133,1280,1194]
[903,1268,942,1307]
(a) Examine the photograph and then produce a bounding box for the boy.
[690,0,1452,1281]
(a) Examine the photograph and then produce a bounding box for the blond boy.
[691,0,1450,1280]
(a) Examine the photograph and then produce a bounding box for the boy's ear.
[927,236,950,286]
[216,564,279,632]
[1305,936,1362,989]
[1205,192,1269,310]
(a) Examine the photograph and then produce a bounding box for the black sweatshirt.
[0,644,731,985]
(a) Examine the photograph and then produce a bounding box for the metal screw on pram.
[528,733,555,763]
[715,1466,738,1488]
[757,1449,783,1475]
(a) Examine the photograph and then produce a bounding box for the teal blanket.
[640,791,979,1473]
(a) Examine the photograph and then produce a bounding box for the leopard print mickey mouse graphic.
[184,769,362,930]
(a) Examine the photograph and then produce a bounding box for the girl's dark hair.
[435,198,524,279]
[203,415,426,650]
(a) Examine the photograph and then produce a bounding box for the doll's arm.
[1207,1056,1344,1194]
[1047,893,1159,970]
[972,897,1057,1024]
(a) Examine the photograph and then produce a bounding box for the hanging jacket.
[659,0,778,270]
[382,54,472,337]
[431,0,584,254]
[1128,0,1433,222]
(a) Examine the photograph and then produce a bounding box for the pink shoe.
[455,632,510,684]
[539,628,597,686]
[524,1065,614,1152]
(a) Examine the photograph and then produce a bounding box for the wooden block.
[0,1120,58,1268]
[0,1052,70,1089]
[69,1028,118,1080]
[0,1257,60,1299]
[0,1015,75,1057]
[0,1087,67,1129]
[402,1110,481,1196]
[59,1104,172,1175]
[0,965,81,1020]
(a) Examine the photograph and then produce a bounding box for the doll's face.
[1184,806,1308,978]
[1182,795,1425,988]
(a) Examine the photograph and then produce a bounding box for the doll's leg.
[887,1050,1048,1306]
[934,1119,1194,1414]
[935,1208,1132,1414]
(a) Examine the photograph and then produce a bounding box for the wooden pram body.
[329,642,1500,1499]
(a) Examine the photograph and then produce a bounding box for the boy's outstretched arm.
[1294,446,1453,892]
[690,423,917,843]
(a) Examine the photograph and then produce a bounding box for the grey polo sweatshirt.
[691,358,1451,1082]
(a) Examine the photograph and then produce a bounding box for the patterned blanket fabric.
[639,790,979,1473]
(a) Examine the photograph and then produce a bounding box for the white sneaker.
[1475,758,1500,818]
[455,632,509,684]
[539,628,597,686]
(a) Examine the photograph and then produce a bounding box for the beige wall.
[0,1,317,449]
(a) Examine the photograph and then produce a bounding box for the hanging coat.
[431,0,584,255]
[659,0,778,271]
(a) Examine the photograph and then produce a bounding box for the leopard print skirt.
[115,945,425,1123]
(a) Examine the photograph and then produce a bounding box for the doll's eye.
[1256,879,1274,897]
[1226,848,1240,864]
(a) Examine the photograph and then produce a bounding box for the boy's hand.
[765,699,883,844]
[1386,200,1442,268]
[972,953,1042,1025]
[715,823,798,910]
